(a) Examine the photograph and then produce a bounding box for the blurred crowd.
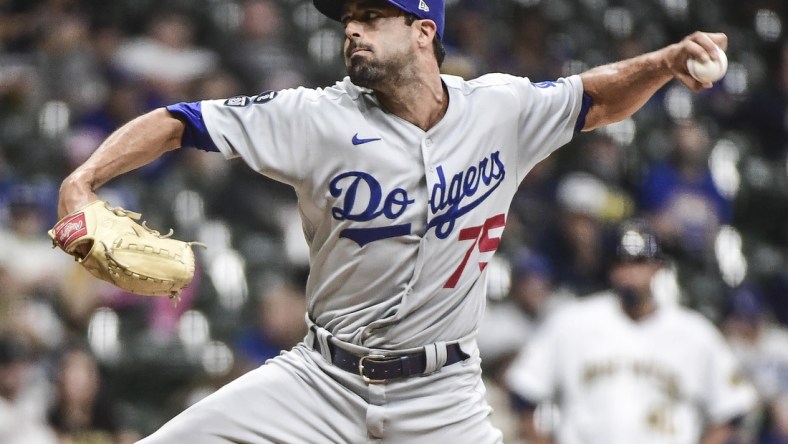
[0,0,786,442]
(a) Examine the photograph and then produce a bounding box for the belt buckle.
[358,354,388,384]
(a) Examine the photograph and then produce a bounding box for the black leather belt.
[312,336,469,383]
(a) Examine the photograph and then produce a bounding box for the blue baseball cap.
[511,250,554,281]
[728,285,765,322]
[313,0,445,39]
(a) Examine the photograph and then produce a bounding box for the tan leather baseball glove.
[49,200,203,300]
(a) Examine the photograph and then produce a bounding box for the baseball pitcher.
[51,0,731,442]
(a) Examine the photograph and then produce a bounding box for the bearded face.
[345,37,414,88]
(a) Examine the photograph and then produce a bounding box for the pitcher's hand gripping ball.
[686,43,728,84]
[49,200,203,301]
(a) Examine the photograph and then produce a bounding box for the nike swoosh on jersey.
[352,133,382,145]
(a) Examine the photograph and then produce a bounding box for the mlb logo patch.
[224,96,250,107]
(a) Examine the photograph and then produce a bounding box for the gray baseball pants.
[136,336,504,443]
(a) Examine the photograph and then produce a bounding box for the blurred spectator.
[538,172,616,296]
[578,133,632,192]
[479,249,570,381]
[443,1,500,76]
[192,69,244,101]
[736,39,788,161]
[723,285,788,444]
[48,343,139,443]
[71,77,147,145]
[80,243,202,345]
[0,52,42,174]
[66,78,181,184]
[638,119,731,263]
[0,0,37,52]
[235,281,307,370]
[113,11,219,102]
[224,0,307,92]
[0,333,57,444]
[507,5,562,81]
[36,11,106,114]
[764,273,788,327]
[0,143,17,208]
[478,249,569,443]
[0,183,72,296]
[508,155,560,252]
[571,133,636,224]
[505,220,757,444]
[728,40,788,262]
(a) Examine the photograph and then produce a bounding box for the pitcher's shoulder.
[442,73,524,94]
[314,77,372,102]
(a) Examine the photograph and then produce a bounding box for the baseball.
[686,44,728,83]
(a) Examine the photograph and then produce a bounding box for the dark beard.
[348,60,385,88]
[346,47,411,89]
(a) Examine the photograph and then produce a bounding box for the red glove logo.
[54,213,87,249]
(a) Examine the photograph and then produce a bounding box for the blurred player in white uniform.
[54,0,733,441]
[505,220,757,444]
[722,285,788,443]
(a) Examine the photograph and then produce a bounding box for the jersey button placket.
[423,138,435,172]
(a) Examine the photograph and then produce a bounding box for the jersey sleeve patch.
[224,96,250,107]
[165,101,220,152]
[253,90,278,104]
[574,92,593,133]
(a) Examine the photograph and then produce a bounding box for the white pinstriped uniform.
[506,293,757,444]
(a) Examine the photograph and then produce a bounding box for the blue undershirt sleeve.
[165,102,219,152]
[574,92,593,133]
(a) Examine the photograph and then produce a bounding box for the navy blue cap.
[728,285,764,321]
[511,250,554,281]
[313,0,445,39]
[614,219,665,263]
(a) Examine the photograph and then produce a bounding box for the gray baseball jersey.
[144,73,587,443]
[171,73,585,347]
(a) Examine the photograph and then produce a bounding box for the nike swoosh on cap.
[352,133,382,145]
